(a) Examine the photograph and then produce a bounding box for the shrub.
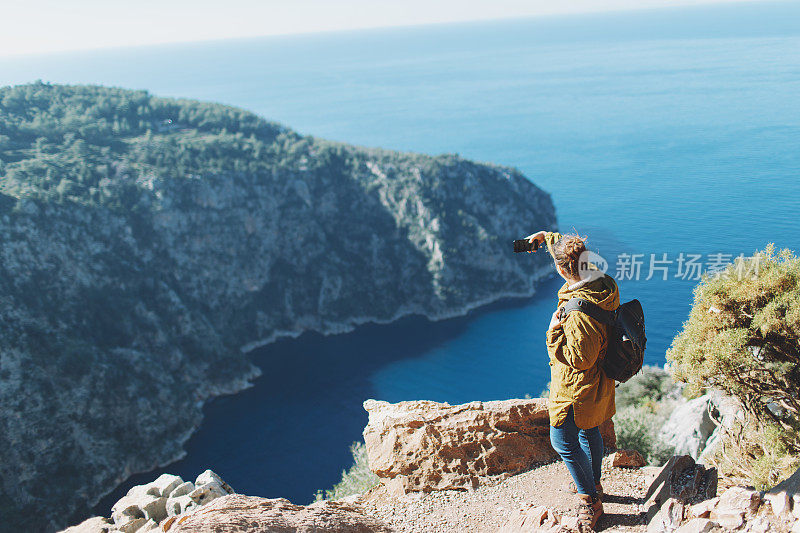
[667,246,800,455]
[615,365,676,410]
[613,366,676,465]
[614,404,676,466]
[707,416,799,490]
[314,441,379,501]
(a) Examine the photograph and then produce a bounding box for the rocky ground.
[63,396,800,533]
[360,456,652,533]
[65,453,800,533]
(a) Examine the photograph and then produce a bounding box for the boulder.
[687,498,718,520]
[58,516,113,533]
[611,449,646,468]
[709,508,743,530]
[748,516,775,533]
[62,470,235,532]
[650,479,796,533]
[362,398,615,495]
[659,395,717,460]
[111,498,147,526]
[647,498,685,533]
[168,494,392,533]
[166,494,197,517]
[764,490,791,518]
[189,481,228,506]
[145,474,183,498]
[709,487,761,529]
[168,481,195,498]
[111,485,157,525]
[141,496,168,523]
[715,486,761,513]
[116,517,148,533]
[195,469,234,494]
[643,455,717,522]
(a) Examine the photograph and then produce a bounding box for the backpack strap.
[559,298,615,325]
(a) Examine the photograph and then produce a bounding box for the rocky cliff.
[362,398,615,496]
[0,83,556,531]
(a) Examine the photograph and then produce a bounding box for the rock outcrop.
[658,395,718,459]
[697,392,746,465]
[362,398,615,495]
[648,477,800,533]
[0,83,557,531]
[633,454,800,533]
[168,494,392,533]
[60,470,235,533]
[61,478,391,533]
[659,390,745,463]
[643,455,718,527]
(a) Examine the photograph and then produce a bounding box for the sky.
[0,0,773,57]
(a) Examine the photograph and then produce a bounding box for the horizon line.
[0,0,783,60]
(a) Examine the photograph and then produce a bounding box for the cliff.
[0,82,556,531]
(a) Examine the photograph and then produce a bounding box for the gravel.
[358,457,651,532]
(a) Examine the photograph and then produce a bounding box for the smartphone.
[513,239,539,253]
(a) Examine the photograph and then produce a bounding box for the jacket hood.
[557,274,619,311]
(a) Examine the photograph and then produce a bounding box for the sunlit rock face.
[0,83,556,531]
[362,399,615,495]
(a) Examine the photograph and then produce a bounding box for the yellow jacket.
[544,232,617,429]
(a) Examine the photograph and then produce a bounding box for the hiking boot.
[568,481,604,499]
[576,493,603,531]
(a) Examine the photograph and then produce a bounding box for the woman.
[526,230,617,531]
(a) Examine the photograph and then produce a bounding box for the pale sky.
[0,0,764,57]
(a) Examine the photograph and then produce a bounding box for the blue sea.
[3,0,799,514]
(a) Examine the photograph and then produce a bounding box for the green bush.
[706,416,798,490]
[615,365,676,410]
[613,366,676,465]
[314,442,379,501]
[667,246,800,455]
[614,404,675,466]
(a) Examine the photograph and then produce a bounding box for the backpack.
[559,298,646,383]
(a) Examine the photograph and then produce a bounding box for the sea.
[1,0,799,514]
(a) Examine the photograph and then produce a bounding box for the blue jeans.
[549,406,604,496]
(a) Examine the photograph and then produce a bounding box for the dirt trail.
[360,457,655,532]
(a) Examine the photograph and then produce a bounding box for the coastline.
[239,268,556,354]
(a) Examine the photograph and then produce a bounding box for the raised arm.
[526,230,563,257]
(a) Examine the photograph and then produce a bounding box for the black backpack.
[559,298,646,383]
